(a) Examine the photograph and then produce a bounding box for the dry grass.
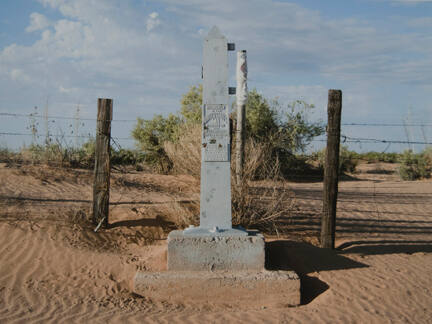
[159,200,200,229]
[231,140,295,234]
[164,124,201,178]
[164,130,295,234]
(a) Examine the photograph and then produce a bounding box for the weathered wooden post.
[235,50,247,187]
[92,98,113,228]
[321,90,342,249]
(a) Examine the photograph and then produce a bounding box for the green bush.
[243,91,324,153]
[16,138,143,170]
[132,85,324,177]
[339,146,359,173]
[355,151,400,163]
[316,145,358,174]
[243,92,324,178]
[131,114,180,173]
[180,84,202,124]
[398,150,430,181]
[111,148,145,166]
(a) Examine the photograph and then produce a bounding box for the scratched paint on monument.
[202,104,230,162]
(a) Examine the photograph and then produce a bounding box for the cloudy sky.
[1,0,431,152]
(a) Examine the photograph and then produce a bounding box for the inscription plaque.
[202,104,230,162]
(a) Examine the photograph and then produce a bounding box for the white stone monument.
[182,26,246,236]
[166,27,264,271]
[134,27,300,307]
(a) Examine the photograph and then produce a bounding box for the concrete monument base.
[133,270,300,308]
[167,229,265,271]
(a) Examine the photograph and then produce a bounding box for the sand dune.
[0,162,431,323]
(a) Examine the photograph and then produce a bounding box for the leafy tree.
[132,85,324,176]
[131,85,202,172]
[245,90,279,141]
[244,91,324,154]
[180,84,202,124]
[131,113,180,172]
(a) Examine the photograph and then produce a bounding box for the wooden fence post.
[92,98,113,228]
[235,50,247,187]
[321,90,342,249]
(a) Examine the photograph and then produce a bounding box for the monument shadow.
[265,240,368,305]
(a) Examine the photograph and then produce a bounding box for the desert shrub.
[316,145,358,174]
[131,114,180,173]
[241,91,324,178]
[21,143,67,165]
[422,147,432,165]
[19,140,95,168]
[398,150,430,180]
[180,84,202,124]
[79,138,144,167]
[132,85,324,178]
[165,138,295,234]
[0,147,21,163]
[131,86,203,173]
[244,91,279,141]
[111,149,145,166]
[356,151,400,163]
[339,146,359,173]
[231,139,294,233]
[132,86,322,232]
[15,138,142,170]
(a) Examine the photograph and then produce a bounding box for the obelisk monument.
[134,27,300,306]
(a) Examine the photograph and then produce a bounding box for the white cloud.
[58,85,77,93]
[146,12,161,32]
[26,12,50,32]
[161,0,432,86]
[10,69,31,83]
[1,0,431,150]
[0,0,200,129]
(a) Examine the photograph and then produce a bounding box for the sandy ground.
[0,162,431,323]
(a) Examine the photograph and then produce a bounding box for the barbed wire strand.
[0,112,136,123]
[2,111,432,127]
[0,132,134,141]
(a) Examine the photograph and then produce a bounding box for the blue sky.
[0,0,431,152]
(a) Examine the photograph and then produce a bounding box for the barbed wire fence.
[0,105,186,233]
[1,111,432,147]
[0,103,431,234]
[1,108,431,179]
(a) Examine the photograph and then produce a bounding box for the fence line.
[1,101,431,245]
[2,111,432,127]
[0,131,134,141]
[1,108,431,153]
[0,112,136,123]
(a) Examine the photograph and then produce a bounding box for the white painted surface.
[199,26,232,230]
[236,50,248,108]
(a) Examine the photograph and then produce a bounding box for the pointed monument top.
[206,26,226,40]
